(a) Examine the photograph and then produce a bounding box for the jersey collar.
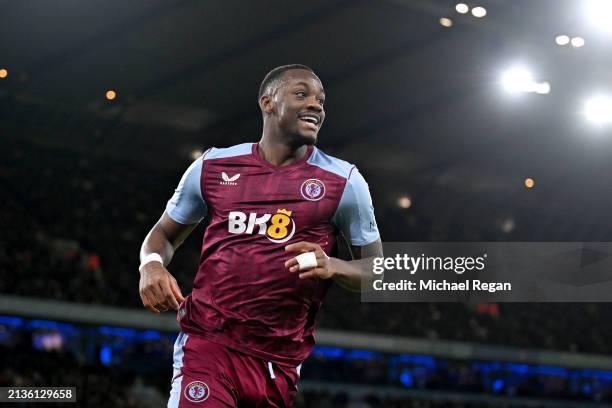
[251,143,314,171]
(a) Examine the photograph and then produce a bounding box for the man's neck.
[257,137,308,167]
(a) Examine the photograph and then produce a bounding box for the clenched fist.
[139,262,185,314]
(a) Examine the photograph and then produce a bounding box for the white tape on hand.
[295,252,318,271]
[139,253,164,273]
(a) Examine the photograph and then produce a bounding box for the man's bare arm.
[334,239,383,291]
[284,239,383,292]
[140,212,197,264]
[139,212,198,314]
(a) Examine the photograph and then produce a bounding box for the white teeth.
[301,116,318,124]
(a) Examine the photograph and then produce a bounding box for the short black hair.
[258,64,315,99]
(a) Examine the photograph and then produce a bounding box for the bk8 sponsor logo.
[228,209,296,243]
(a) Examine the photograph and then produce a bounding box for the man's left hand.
[285,241,336,280]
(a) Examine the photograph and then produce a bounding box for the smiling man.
[138,64,382,407]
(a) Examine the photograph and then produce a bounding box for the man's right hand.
[139,262,185,314]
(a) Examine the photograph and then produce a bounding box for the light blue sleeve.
[331,168,380,246]
[165,156,207,225]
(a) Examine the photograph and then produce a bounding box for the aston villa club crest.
[300,179,325,201]
[184,380,210,403]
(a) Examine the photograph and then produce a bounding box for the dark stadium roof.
[2,0,612,240]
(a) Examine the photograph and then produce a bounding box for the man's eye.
[296,92,306,98]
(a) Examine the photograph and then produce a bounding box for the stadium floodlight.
[502,67,534,93]
[535,82,551,95]
[191,149,204,160]
[455,3,469,14]
[571,36,586,47]
[501,67,550,95]
[555,35,570,45]
[584,95,612,125]
[471,6,487,18]
[397,196,412,209]
[439,17,453,27]
[584,0,612,33]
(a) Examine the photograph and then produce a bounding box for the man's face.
[270,69,326,145]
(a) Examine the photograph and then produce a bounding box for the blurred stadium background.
[3,0,612,406]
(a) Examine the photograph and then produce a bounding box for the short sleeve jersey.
[166,143,379,366]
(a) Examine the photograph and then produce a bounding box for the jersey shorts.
[168,333,300,407]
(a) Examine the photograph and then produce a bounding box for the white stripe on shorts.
[267,361,276,379]
[168,332,189,408]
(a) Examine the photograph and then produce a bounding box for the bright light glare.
[191,149,204,160]
[571,36,585,47]
[535,82,551,95]
[584,95,612,125]
[501,67,550,95]
[397,196,412,209]
[584,0,612,33]
[502,67,534,93]
[471,6,487,18]
[439,17,453,27]
[455,3,469,14]
[555,35,570,45]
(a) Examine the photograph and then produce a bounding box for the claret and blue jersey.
[166,142,379,365]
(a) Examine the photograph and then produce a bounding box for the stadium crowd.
[2,137,612,357]
[0,327,597,408]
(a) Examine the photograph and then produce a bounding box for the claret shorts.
[168,332,301,407]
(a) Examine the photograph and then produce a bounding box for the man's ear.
[259,95,273,115]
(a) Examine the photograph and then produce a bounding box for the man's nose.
[306,97,323,111]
